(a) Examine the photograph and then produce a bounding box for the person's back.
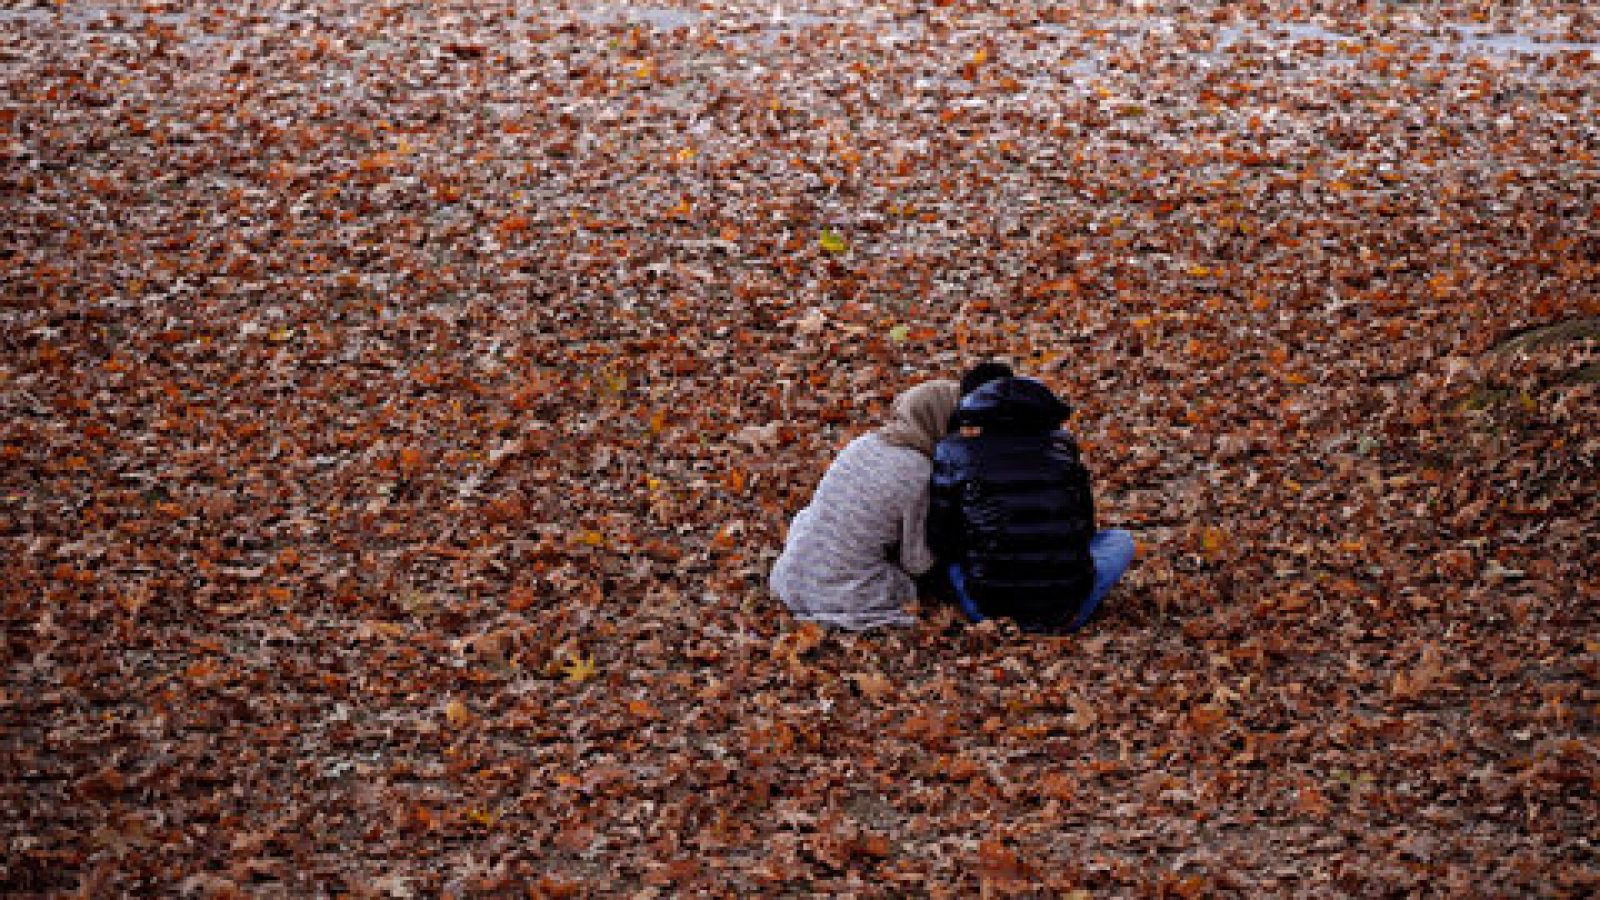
[929,377,1101,629]
[769,379,960,630]
[770,430,935,629]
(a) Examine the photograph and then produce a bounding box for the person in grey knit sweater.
[769,380,960,630]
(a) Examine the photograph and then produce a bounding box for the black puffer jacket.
[928,378,1096,627]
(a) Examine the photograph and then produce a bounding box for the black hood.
[953,377,1071,433]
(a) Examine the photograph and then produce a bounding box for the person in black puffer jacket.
[928,372,1135,631]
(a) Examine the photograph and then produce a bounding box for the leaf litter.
[1,0,1596,895]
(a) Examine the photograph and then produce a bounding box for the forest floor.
[2,1,1597,896]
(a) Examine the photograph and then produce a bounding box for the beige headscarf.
[875,379,960,459]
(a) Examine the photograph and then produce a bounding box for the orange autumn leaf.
[1039,773,1077,802]
[1187,704,1228,734]
[505,585,536,612]
[1296,784,1332,815]
[854,833,891,858]
[976,840,1026,880]
[397,446,428,476]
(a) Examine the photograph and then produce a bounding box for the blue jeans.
[950,529,1136,631]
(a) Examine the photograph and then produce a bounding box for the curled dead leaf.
[846,670,894,702]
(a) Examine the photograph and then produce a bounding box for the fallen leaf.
[846,671,894,702]
[561,654,598,683]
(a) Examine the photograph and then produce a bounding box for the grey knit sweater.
[769,433,935,630]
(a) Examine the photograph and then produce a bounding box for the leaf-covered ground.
[3,1,1597,895]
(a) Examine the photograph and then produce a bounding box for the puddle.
[580,6,703,31]
[1442,24,1600,56]
[1155,19,1595,62]
[7,4,1593,67]
[581,5,863,49]
[1216,22,1354,52]
[582,5,850,28]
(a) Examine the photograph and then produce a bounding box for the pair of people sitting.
[769,362,1135,632]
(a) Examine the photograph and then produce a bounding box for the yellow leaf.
[268,327,294,343]
[561,653,598,683]
[887,324,910,345]
[818,228,848,254]
[1200,526,1227,556]
[575,529,605,547]
[445,699,472,728]
[465,808,497,827]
